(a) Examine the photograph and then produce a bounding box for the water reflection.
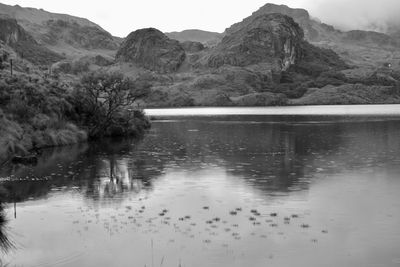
[2,118,400,203]
[1,116,400,266]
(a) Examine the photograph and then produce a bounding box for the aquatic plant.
[0,188,13,253]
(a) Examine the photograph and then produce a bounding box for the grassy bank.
[0,71,150,165]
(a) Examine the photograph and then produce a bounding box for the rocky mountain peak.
[209,13,304,70]
[225,3,317,39]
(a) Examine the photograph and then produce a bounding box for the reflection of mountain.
[1,118,400,204]
[142,118,400,192]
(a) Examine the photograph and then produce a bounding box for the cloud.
[301,0,400,32]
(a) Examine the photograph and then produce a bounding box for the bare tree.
[73,71,150,138]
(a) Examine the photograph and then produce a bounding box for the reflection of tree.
[0,137,163,205]
[78,139,159,205]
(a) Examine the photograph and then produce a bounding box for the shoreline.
[144,104,400,117]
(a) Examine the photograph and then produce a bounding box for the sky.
[1,0,400,37]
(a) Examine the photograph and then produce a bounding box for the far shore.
[144,104,400,117]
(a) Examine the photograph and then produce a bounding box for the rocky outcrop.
[208,14,304,70]
[116,28,186,73]
[0,15,36,45]
[0,16,63,65]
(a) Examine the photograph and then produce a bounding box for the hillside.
[113,13,351,107]
[226,4,400,67]
[0,3,119,59]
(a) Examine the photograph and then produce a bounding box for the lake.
[1,106,400,267]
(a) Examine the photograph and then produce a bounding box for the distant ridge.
[165,29,222,46]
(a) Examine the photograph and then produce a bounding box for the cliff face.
[209,14,304,71]
[0,16,63,65]
[116,28,186,73]
[0,15,37,45]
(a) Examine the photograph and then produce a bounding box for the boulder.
[116,28,186,73]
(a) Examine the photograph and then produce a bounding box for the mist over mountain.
[301,0,400,33]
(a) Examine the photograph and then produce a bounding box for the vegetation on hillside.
[0,70,150,164]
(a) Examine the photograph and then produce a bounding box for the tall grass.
[0,187,13,253]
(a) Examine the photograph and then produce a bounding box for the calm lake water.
[1,106,400,267]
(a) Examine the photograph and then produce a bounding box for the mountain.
[115,13,347,107]
[1,2,400,107]
[115,7,400,107]
[0,3,119,58]
[165,29,222,47]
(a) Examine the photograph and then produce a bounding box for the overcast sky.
[1,0,400,37]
